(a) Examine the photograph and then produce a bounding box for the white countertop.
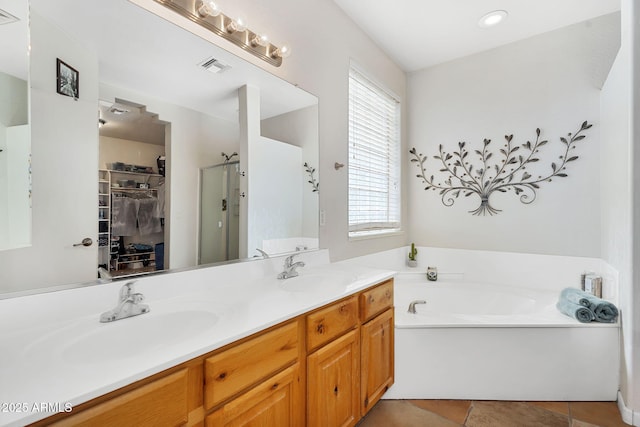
[0,250,395,426]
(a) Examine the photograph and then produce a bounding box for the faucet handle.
[119,281,137,300]
[284,254,295,267]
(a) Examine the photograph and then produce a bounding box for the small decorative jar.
[427,266,438,281]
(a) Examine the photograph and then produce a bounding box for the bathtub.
[341,247,620,401]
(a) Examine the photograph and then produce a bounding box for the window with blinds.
[348,66,401,237]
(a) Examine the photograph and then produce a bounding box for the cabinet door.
[206,364,302,427]
[360,308,394,415]
[307,329,359,427]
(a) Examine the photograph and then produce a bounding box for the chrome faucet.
[407,300,427,314]
[277,254,305,279]
[100,281,150,323]
[255,248,270,259]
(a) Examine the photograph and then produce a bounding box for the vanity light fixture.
[152,0,290,67]
[478,10,508,28]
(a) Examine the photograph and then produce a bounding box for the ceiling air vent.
[198,57,231,74]
[0,9,19,25]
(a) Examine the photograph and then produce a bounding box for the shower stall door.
[199,161,240,264]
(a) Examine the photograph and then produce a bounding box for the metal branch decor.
[304,162,319,193]
[409,121,592,215]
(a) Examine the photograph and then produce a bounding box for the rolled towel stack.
[557,287,619,323]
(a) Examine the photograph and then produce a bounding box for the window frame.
[347,63,402,239]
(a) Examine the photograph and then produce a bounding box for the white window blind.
[348,66,401,237]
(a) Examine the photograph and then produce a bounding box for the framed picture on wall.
[56,58,79,99]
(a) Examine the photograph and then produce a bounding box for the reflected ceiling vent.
[0,8,19,25]
[198,56,231,74]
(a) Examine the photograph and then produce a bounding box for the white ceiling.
[333,0,621,72]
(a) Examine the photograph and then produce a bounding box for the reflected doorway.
[199,161,240,264]
[98,99,169,278]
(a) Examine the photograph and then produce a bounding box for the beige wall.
[406,14,619,257]
[99,136,165,171]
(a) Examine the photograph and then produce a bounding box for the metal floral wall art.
[304,162,319,193]
[409,121,592,215]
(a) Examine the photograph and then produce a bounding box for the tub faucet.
[277,254,305,279]
[255,248,270,259]
[99,281,150,323]
[408,300,427,314]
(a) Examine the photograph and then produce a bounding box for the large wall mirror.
[0,0,319,295]
[0,0,30,252]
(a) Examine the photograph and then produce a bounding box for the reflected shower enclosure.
[199,162,240,264]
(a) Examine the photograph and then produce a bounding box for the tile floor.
[358,400,630,427]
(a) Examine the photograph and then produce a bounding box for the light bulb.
[226,16,248,33]
[235,17,248,32]
[197,1,221,17]
[272,43,291,59]
[251,33,269,47]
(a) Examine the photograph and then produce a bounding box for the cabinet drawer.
[206,364,302,427]
[49,369,188,427]
[204,321,299,410]
[360,280,394,322]
[306,296,358,352]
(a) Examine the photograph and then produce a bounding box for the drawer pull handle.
[339,305,347,313]
[271,382,280,391]
[218,372,227,380]
[368,296,375,304]
[334,386,339,395]
[385,290,391,299]
[316,323,325,334]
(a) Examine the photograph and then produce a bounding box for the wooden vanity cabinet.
[35,363,201,427]
[204,321,300,410]
[305,280,394,426]
[203,320,304,427]
[360,308,394,415]
[306,296,360,427]
[33,279,394,427]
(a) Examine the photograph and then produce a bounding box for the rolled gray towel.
[556,298,594,323]
[559,287,619,323]
[560,287,591,307]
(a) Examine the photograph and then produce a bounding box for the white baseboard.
[618,390,637,425]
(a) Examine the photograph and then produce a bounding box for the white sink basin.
[24,310,218,365]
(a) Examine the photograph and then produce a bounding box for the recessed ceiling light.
[478,10,508,28]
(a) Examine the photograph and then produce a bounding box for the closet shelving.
[98,170,111,271]
[98,169,164,278]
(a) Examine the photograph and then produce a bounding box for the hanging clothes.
[156,181,165,219]
[111,197,138,236]
[137,198,162,235]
